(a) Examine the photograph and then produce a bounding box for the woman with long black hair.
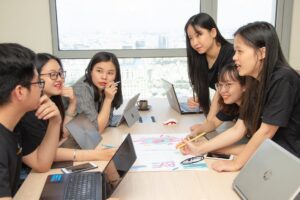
[181,22,300,172]
[185,13,234,130]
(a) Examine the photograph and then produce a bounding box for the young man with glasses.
[0,43,61,199]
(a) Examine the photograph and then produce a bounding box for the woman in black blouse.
[185,13,234,122]
[181,22,300,172]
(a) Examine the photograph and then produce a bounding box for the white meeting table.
[14,99,240,200]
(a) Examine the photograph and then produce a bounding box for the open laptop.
[40,134,137,200]
[110,93,140,127]
[161,79,202,114]
[233,139,300,200]
[65,113,102,149]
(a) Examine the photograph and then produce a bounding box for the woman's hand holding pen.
[187,96,199,109]
[177,139,201,156]
[104,81,118,101]
[189,124,203,138]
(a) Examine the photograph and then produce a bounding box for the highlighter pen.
[176,132,207,149]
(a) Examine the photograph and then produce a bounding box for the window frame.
[49,0,293,59]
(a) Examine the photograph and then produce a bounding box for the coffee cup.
[137,100,148,110]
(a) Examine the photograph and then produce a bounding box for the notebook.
[110,93,140,127]
[233,139,300,200]
[161,79,202,114]
[65,113,102,149]
[40,134,137,200]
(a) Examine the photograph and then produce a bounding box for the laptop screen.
[102,134,137,199]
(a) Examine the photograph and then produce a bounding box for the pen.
[176,132,207,149]
[101,144,115,149]
[193,90,195,102]
[192,86,195,102]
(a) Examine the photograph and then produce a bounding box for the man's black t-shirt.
[0,123,22,197]
[208,42,235,89]
[261,66,300,158]
[16,111,48,156]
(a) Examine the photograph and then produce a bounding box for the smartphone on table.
[61,162,98,174]
[204,152,233,160]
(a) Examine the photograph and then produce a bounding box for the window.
[55,0,199,50]
[51,0,200,98]
[217,0,277,39]
[62,57,191,99]
[50,0,292,98]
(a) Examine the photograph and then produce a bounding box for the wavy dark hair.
[84,52,123,109]
[235,22,298,134]
[185,13,230,115]
[217,63,246,116]
[35,53,65,139]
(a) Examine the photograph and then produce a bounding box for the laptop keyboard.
[64,173,97,200]
[110,115,122,127]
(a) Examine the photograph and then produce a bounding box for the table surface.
[14,99,239,200]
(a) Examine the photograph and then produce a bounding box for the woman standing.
[181,22,300,172]
[185,13,234,122]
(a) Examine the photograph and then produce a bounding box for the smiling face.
[187,25,216,54]
[39,59,65,97]
[233,34,265,79]
[217,72,245,106]
[91,61,116,90]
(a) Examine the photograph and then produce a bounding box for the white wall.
[289,0,300,70]
[0,0,299,70]
[0,0,52,53]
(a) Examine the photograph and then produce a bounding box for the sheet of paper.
[130,133,208,172]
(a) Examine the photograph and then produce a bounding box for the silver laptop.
[161,79,202,114]
[233,139,300,200]
[110,93,140,127]
[65,113,102,149]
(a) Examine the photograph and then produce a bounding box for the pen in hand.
[176,132,207,149]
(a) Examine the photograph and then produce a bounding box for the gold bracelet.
[73,149,77,161]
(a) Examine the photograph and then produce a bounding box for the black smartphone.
[204,152,233,160]
[61,162,97,174]
[51,161,74,169]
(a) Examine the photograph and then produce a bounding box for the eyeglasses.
[215,82,232,91]
[30,80,45,89]
[180,156,204,165]
[40,71,66,80]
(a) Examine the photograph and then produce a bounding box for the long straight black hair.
[84,52,123,109]
[185,13,230,115]
[235,22,298,134]
[35,53,65,139]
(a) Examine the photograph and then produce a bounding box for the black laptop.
[161,79,202,114]
[39,134,137,200]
